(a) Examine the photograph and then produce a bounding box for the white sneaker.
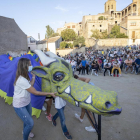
[75,113,83,122]
[85,126,96,132]
[29,132,35,138]
[85,126,93,130]
[95,73,98,76]
[131,71,134,74]
[22,131,35,138]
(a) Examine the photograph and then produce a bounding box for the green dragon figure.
[32,50,122,116]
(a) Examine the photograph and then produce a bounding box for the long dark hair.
[74,74,79,79]
[14,58,30,85]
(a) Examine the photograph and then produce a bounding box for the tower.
[104,0,116,13]
[133,0,140,16]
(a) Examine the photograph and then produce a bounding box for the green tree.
[91,29,101,39]
[116,33,128,38]
[60,42,67,49]
[101,30,108,39]
[98,16,106,20]
[61,29,76,41]
[73,36,85,47]
[110,25,120,38]
[45,25,54,39]
[110,25,128,38]
[50,33,59,38]
[67,43,73,49]
[91,26,128,39]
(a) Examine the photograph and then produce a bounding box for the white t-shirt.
[71,61,76,66]
[55,97,66,109]
[104,62,111,67]
[13,76,31,108]
[66,59,70,63]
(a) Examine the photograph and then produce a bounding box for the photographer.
[104,59,112,76]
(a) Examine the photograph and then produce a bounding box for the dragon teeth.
[85,95,92,104]
[75,101,79,107]
[64,86,71,94]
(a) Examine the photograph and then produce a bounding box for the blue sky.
[0,0,132,40]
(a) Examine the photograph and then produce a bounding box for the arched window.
[111,5,113,9]
[108,5,110,10]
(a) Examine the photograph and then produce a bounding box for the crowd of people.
[61,47,140,77]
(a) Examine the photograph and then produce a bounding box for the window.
[133,39,135,43]
[100,29,102,32]
[130,22,136,26]
[100,25,102,27]
[93,25,95,27]
[115,21,117,24]
[111,5,113,9]
[72,25,75,28]
[132,31,135,38]
[67,26,70,28]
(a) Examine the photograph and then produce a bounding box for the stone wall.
[85,38,128,49]
[98,38,128,47]
[0,16,27,55]
[85,38,96,47]
[56,47,85,56]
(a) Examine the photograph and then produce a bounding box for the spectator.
[124,57,133,74]
[135,54,140,74]
[71,60,76,71]
[111,59,121,77]
[91,60,99,76]
[81,57,87,75]
[104,59,112,76]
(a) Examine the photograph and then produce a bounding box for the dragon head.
[32,50,122,116]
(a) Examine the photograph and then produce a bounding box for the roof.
[43,36,61,43]
[27,36,35,39]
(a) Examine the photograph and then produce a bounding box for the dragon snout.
[108,108,122,115]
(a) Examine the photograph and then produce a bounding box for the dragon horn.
[45,51,58,58]
[34,50,56,66]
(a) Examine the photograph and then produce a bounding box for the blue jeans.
[136,65,140,73]
[53,107,68,133]
[14,103,34,140]
[72,66,76,71]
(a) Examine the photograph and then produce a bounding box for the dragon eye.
[53,72,64,81]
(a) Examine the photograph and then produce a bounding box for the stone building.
[57,22,82,36]
[0,16,27,56]
[27,36,37,51]
[57,0,140,46]
[37,36,62,54]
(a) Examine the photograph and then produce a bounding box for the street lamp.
[47,36,49,52]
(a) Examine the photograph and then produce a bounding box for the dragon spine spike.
[45,51,58,58]
[34,50,56,66]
